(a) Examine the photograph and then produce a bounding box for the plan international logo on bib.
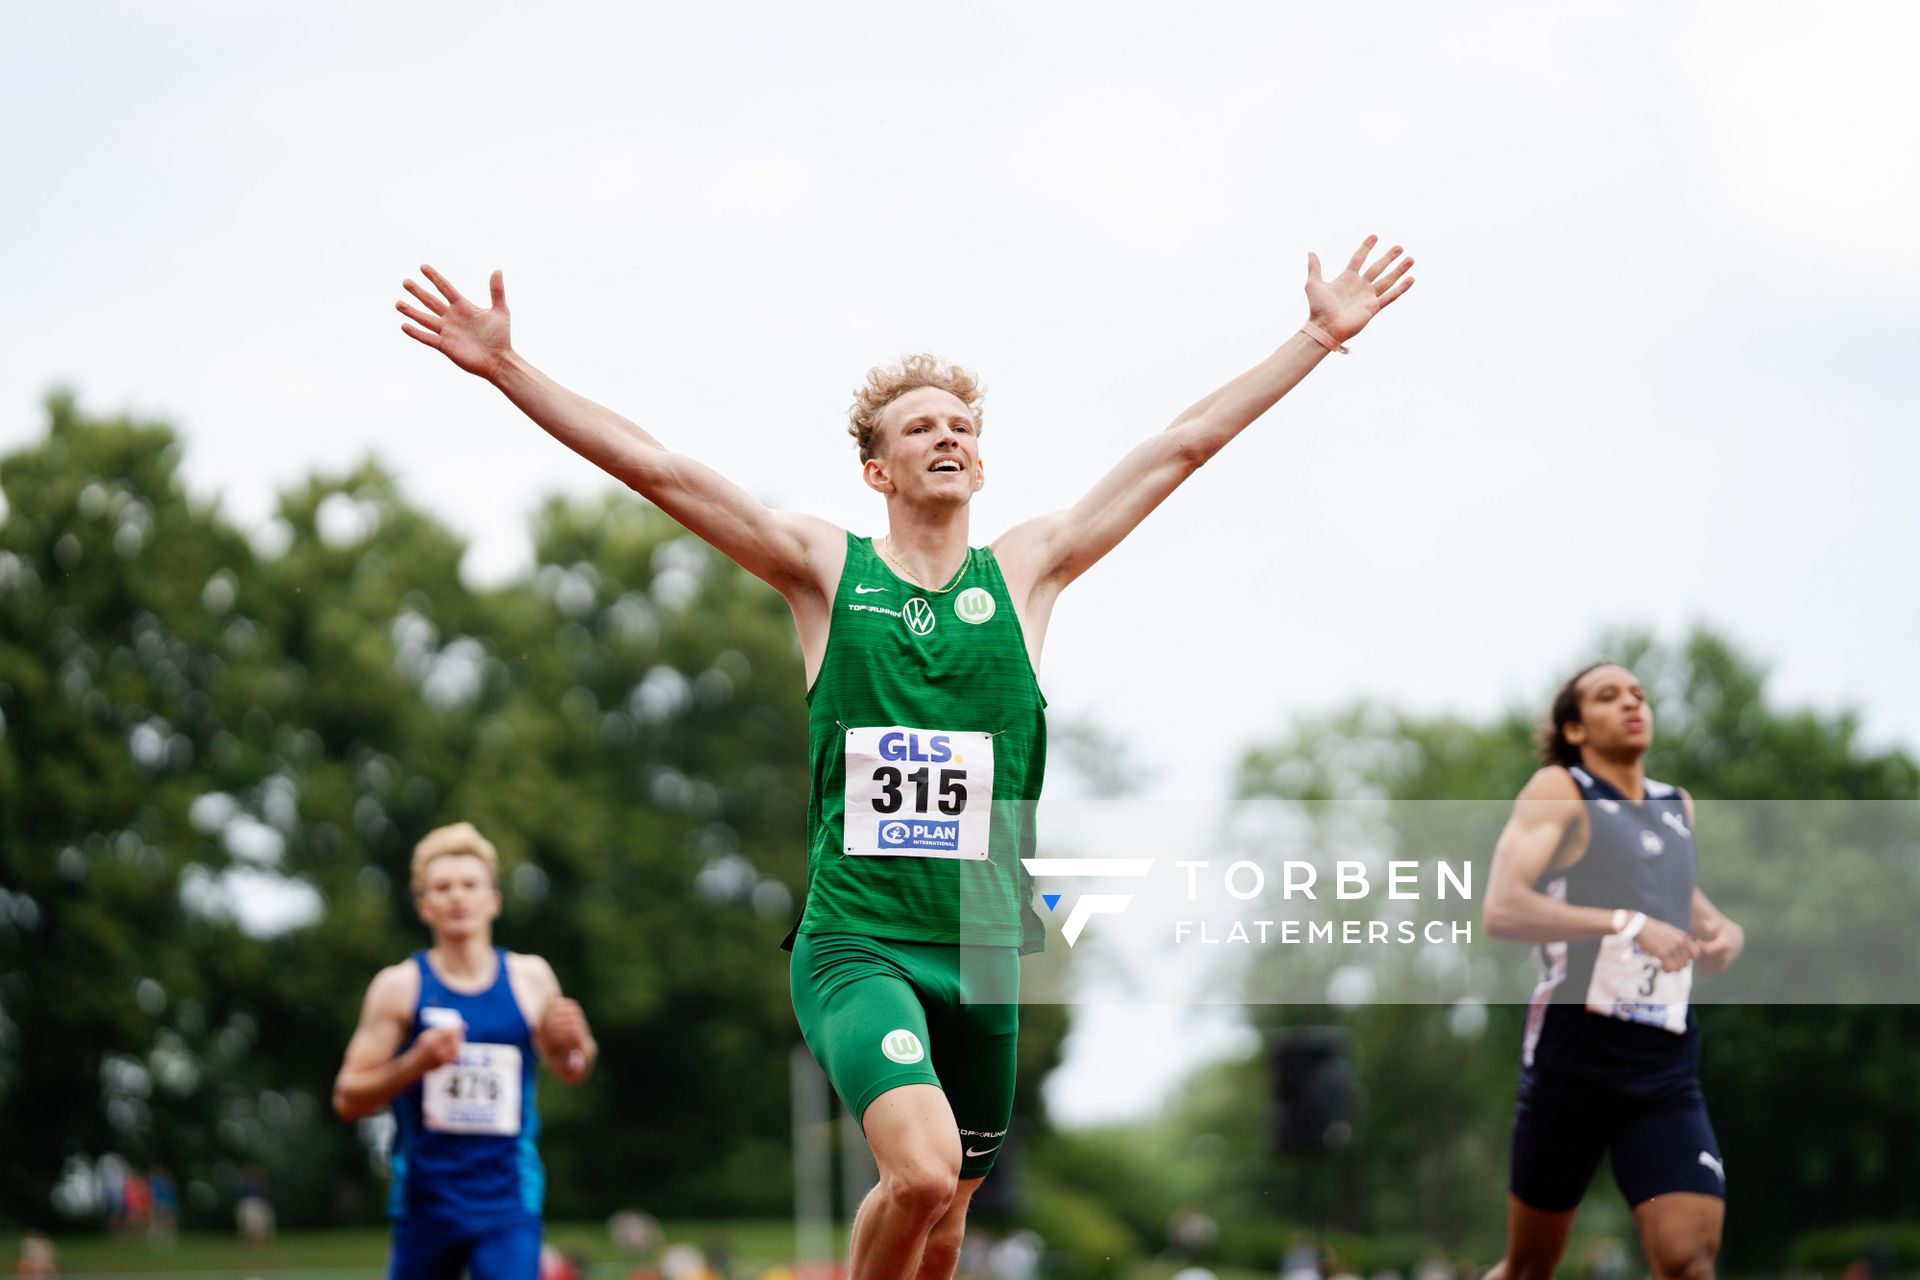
[879,819,962,853]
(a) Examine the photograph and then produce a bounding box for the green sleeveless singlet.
[798,533,1047,954]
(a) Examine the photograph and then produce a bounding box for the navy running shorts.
[1509,1068,1726,1212]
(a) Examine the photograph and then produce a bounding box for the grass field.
[3,1221,818,1279]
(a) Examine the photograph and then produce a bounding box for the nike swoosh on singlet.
[854,585,887,594]
[965,1144,1001,1158]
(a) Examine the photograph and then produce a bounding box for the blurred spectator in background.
[1281,1240,1321,1280]
[537,1243,582,1280]
[14,1233,58,1279]
[608,1211,661,1258]
[985,1231,1042,1280]
[235,1163,275,1244]
[1167,1205,1218,1260]
[121,1170,152,1237]
[659,1242,712,1280]
[1579,1237,1628,1280]
[99,1156,127,1235]
[148,1169,178,1243]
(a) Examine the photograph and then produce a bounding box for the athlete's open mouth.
[929,459,964,473]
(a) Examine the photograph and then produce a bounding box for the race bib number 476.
[843,726,994,860]
[422,1043,523,1135]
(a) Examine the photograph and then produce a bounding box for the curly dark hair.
[1538,662,1612,768]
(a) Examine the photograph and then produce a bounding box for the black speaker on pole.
[1271,1026,1356,1155]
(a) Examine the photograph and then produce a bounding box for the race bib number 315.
[844,726,994,860]
[422,1043,523,1135]
[1586,931,1692,1035]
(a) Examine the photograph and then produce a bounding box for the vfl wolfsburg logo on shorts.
[880,1029,925,1064]
[902,598,936,636]
[955,587,995,624]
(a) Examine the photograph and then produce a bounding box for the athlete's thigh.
[790,933,942,1124]
[1610,1082,1726,1207]
[929,946,1019,1181]
[387,1218,473,1280]
[466,1217,542,1280]
[1489,1194,1579,1280]
[1632,1194,1723,1280]
[1508,1070,1614,1215]
[863,1082,963,1181]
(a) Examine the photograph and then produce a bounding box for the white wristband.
[1615,910,1647,939]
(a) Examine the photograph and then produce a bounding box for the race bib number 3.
[844,726,994,860]
[422,1043,523,1135]
[1586,931,1692,1034]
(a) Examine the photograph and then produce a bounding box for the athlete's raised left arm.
[995,236,1413,596]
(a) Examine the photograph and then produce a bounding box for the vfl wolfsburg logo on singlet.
[902,597,936,636]
[955,587,995,624]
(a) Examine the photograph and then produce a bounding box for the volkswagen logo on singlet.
[902,597,936,636]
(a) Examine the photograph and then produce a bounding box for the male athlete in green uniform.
[395,236,1413,1280]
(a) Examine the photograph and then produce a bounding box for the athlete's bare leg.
[911,1177,981,1280]
[849,1085,963,1280]
[1632,1192,1722,1280]
[1482,1195,1577,1280]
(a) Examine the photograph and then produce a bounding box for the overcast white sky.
[5,1,1916,1124]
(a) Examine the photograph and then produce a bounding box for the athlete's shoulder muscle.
[1519,764,1582,804]
[503,951,560,1027]
[364,960,421,1022]
[990,514,1068,660]
[779,512,851,602]
[991,513,1064,595]
[338,962,419,1073]
[1494,766,1589,884]
[789,524,851,688]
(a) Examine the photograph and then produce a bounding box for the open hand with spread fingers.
[397,265,513,379]
[1305,235,1415,346]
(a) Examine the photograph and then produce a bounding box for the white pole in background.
[792,1044,834,1279]
[839,1103,878,1245]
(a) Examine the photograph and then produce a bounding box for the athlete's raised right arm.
[1483,767,1697,971]
[331,964,459,1122]
[396,266,844,600]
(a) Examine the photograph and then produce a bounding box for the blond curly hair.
[410,821,500,895]
[847,354,984,462]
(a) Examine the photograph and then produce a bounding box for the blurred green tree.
[0,394,1071,1229]
[1163,629,1919,1267]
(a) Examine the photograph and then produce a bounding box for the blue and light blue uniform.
[387,949,544,1280]
[1509,766,1725,1210]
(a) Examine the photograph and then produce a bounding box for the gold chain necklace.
[878,535,966,595]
